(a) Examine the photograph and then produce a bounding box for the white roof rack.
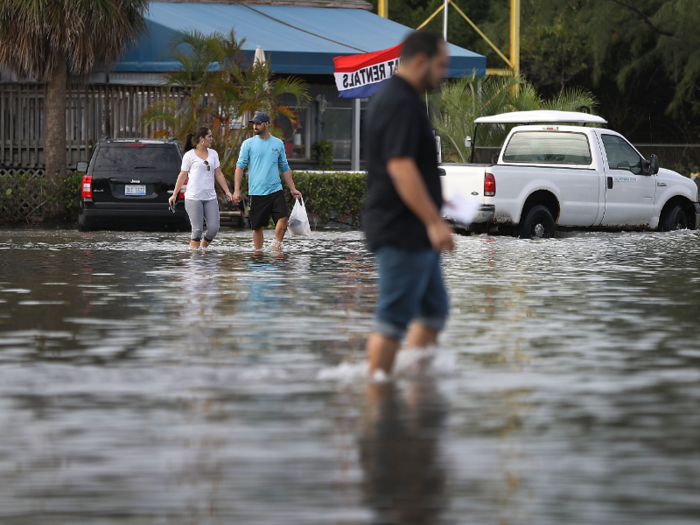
[474,110,607,125]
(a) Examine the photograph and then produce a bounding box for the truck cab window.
[601,135,643,175]
[502,131,592,165]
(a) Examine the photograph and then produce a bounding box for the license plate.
[125,184,146,196]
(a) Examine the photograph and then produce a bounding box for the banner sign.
[333,44,402,99]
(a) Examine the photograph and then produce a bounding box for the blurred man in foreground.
[364,30,454,376]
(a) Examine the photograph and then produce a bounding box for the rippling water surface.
[1,228,699,524]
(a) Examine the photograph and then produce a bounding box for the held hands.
[427,219,455,253]
[291,189,302,200]
[225,191,234,202]
[232,190,242,204]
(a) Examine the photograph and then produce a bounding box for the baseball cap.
[249,112,270,124]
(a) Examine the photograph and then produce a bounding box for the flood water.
[1,228,699,524]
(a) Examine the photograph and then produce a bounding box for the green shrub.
[311,140,334,171]
[0,170,367,227]
[0,171,86,223]
[59,172,83,215]
[216,169,367,229]
[0,172,51,223]
[283,171,366,228]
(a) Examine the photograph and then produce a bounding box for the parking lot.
[1,228,699,524]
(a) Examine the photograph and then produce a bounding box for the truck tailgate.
[439,164,488,203]
[439,164,494,226]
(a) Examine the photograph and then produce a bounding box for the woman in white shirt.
[170,127,233,249]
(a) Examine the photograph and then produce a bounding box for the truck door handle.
[607,177,613,189]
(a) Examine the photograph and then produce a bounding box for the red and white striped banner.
[333,44,402,99]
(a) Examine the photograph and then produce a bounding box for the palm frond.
[0,0,149,80]
[138,28,308,173]
[542,87,598,113]
[433,75,600,162]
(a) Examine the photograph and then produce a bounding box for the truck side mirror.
[650,154,660,175]
[464,136,472,149]
[76,161,88,173]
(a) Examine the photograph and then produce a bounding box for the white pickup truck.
[440,110,700,238]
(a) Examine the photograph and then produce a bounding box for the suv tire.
[78,215,92,232]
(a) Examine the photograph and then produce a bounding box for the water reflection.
[171,251,227,349]
[360,380,447,525]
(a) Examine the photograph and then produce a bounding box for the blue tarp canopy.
[116,2,486,77]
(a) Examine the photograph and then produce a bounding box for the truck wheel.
[518,205,555,239]
[661,204,689,231]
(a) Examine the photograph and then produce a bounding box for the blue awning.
[116,2,486,78]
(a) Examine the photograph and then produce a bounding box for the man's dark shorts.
[249,190,289,230]
[373,246,449,341]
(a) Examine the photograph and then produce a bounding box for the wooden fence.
[4,82,700,177]
[0,83,181,169]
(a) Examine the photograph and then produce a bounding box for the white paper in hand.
[441,192,481,226]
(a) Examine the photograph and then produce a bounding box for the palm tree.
[0,0,149,182]
[432,75,598,163]
[141,29,309,174]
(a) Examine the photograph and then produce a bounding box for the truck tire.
[518,205,556,239]
[661,204,690,231]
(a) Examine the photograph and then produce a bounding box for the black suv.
[78,139,189,231]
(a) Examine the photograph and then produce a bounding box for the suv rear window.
[94,145,181,173]
[503,131,592,165]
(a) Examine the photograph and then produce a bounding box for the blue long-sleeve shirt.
[236,135,290,195]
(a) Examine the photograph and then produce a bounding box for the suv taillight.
[81,175,93,199]
[179,179,188,199]
[484,172,496,197]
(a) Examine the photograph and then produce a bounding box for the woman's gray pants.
[185,198,220,242]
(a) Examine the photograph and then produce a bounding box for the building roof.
[158,0,374,10]
[116,1,486,77]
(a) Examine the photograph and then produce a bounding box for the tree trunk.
[45,54,67,183]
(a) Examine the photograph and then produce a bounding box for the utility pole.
[510,0,520,76]
[443,0,448,41]
[365,0,390,171]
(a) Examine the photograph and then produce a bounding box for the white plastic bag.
[288,197,311,236]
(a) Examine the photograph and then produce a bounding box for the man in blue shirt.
[233,112,302,250]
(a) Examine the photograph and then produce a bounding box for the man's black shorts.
[249,190,289,230]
